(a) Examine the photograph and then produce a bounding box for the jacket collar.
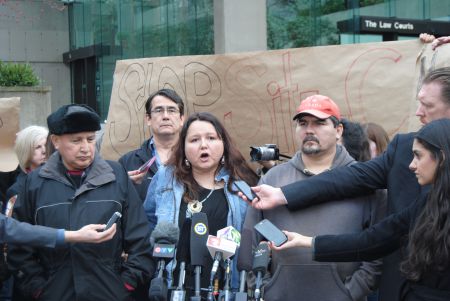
[215,167,230,183]
[40,152,116,197]
[290,144,355,176]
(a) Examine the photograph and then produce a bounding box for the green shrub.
[0,61,40,87]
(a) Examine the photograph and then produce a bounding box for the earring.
[221,156,225,165]
[184,158,191,167]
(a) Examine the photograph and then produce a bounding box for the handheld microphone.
[171,219,191,301]
[206,235,237,280]
[252,242,270,301]
[149,222,180,301]
[207,226,239,301]
[190,213,209,301]
[217,226,241,246]
[235,228,253,301]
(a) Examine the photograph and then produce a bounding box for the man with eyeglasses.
[119,88,185,202]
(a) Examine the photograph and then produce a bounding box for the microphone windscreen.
[252,242,270,274]
[190,212,209,266]
[150,221,180,247]
[237,228,253,271]
[176,218,191,263]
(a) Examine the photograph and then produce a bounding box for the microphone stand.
[190,266,202,301]
[207,274,215,301]
[234,271,247,301]
[219,259,231,301]
[254,270,262,301]
[170,262,186,301]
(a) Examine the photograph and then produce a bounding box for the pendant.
[187,200,202,215]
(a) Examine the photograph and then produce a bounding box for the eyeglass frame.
[148,106,181,116]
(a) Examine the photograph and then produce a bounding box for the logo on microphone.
[153,243,176,258]
[194,222,207,235]
[154,246,175,254]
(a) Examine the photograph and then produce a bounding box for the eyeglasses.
[150,106,180,116]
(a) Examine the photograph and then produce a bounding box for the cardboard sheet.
[0,97,20,172]
[101,40,450,161]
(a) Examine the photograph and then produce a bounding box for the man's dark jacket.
[281,133,428,301]
[119,139,158,201]
[8,152,154,301]
[5,170,27,202]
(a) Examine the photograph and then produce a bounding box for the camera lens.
[250,147,264,161]
[250,146,278,161]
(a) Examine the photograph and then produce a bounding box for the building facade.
[1,1,448,119]
[0,1,70,113]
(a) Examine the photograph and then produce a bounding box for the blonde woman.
[5,126,48,215]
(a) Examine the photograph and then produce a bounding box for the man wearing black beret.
[8,104,154,301]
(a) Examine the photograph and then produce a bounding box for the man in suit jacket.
[244,67,450,301]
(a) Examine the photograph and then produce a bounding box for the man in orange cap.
[241,95,383,300]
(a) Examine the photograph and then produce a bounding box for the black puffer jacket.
[8,152,154,301]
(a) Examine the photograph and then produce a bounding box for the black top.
[178,187,229,298]
[314,195,450,300]
[1,167,20,208]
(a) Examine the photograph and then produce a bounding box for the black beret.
[47,104,101,135]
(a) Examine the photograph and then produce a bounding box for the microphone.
[217,226,241,246]
[190,213,209,301]
[207,226,239,301]
[171,218,191,301]
[252,242,270,301]
[235,228,254,301]
[149,222,180,301]
[206,235,238,280]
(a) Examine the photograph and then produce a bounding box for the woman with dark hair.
[144,112,258,297]
[271,118,450,300]
[339,118,371,162]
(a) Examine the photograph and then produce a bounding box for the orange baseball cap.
[293,94,341,121]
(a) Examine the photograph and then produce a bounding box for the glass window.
[68,0,214,119]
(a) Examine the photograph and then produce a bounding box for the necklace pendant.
[188,200,202,215]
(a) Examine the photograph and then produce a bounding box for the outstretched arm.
[1,213,116,247]
[271,196,424,262]
[64,224,116,244]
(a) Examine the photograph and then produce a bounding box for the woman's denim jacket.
[143,165,248,289]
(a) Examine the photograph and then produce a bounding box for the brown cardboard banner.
[101,40,450,161]
[0,97,20,172]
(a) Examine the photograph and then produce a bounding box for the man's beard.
[302,136,321,155]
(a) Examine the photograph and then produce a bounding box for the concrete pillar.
[214,0,267,54]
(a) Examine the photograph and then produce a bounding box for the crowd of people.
[0,35,449,301]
